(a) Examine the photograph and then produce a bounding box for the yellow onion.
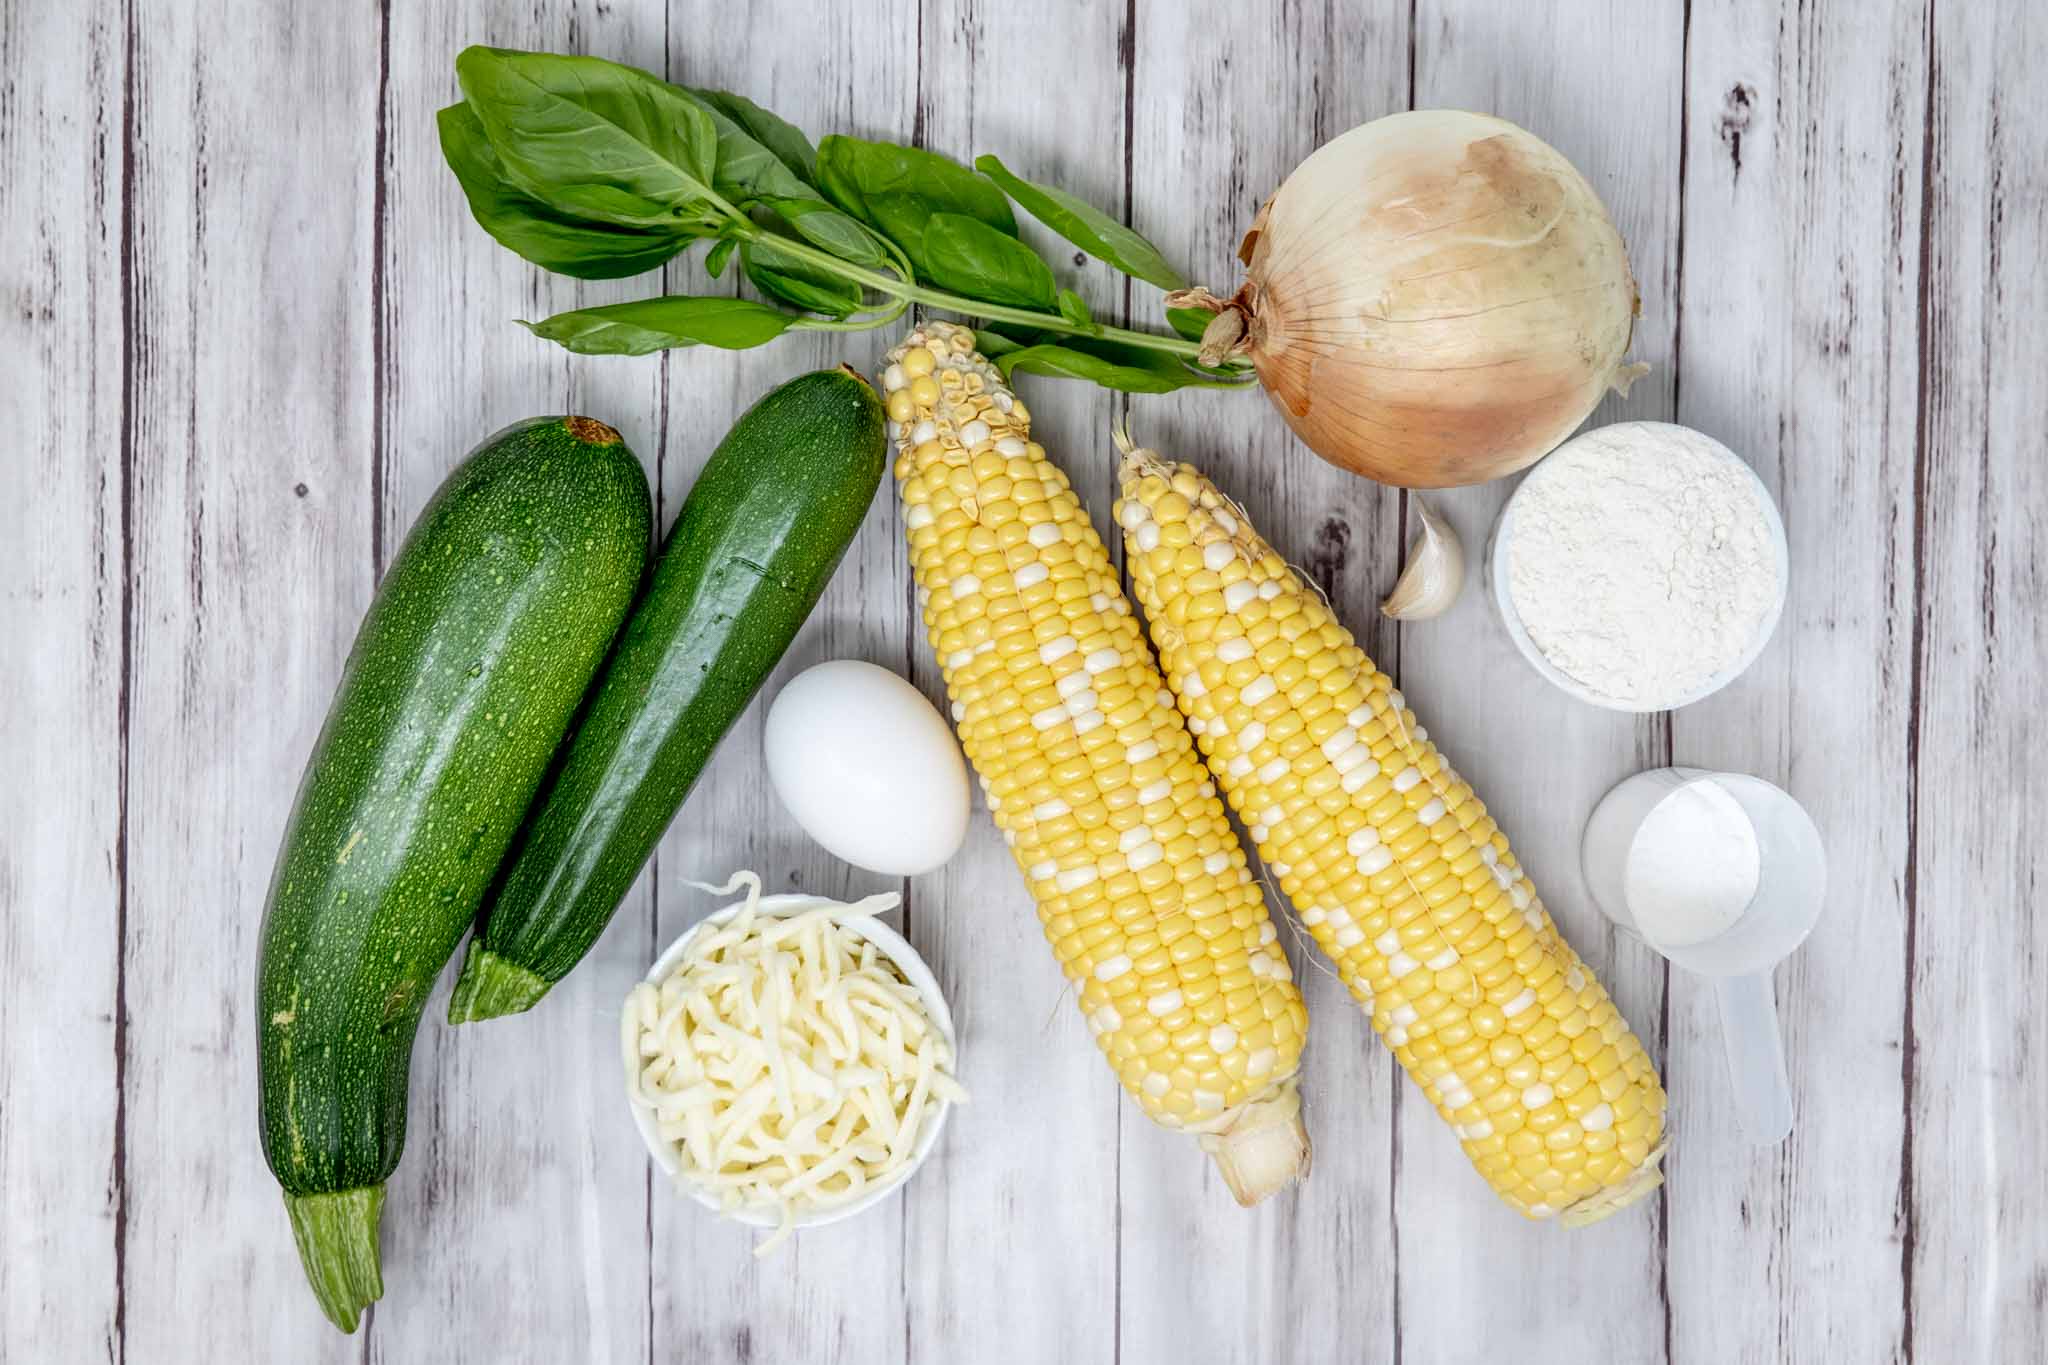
[1177,110,1645,489]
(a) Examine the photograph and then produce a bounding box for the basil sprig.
[441,46,1249,391]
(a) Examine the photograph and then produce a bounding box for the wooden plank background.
[3,0,2041,1359]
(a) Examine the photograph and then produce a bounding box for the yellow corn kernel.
[882,324,1311,1205]
[1115,430,1668,1227]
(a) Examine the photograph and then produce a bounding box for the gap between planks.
[112,0,143,1359]
[1896,0,1942,1353]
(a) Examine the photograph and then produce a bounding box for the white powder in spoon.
[1505,422,1780,707]
[1623,778,1760,949]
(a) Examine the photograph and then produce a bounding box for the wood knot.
[1718,83,1757,178]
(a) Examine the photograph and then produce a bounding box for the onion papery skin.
[1241,110,1640,489]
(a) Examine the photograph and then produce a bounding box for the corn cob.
[1113,430,1667,1224]
[880,323,1310,1203]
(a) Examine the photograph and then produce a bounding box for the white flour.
[1506,422,1780,707]
[1624,778,1760,948]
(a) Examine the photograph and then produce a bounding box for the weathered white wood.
[637,4,920,1361]
[1669,4,1924,1358]
[1910,1,2046,1355]
[898,6,1126,1363]
[12,0,2048,1355]
[0,3,123,1359]
[1391,3,1684,1360]
[116,0,378,1359]
[369,3,669,1360]
[1119,4,1408,1362]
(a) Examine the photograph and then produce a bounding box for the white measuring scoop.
[1582,767,1826,1145]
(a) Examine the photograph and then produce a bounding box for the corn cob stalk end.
[1557,1138,1667,1227]
[1198,1077,1311,1207]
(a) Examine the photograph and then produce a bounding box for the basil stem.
[728,223,1217,362]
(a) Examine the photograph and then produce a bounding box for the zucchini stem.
[284,1185,386,1333]
[447,940,553,1023]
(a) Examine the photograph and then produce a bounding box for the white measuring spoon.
[1582,768,1826,1145]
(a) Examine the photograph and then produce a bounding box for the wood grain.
[1392,4,1685,1359]
[1911,0,2047,1354]
[1670,3,1926,1358]
[115,0,378,1359]
[7,0,2046,1357]
[0,2,123,1359]
[1119,4,1409,1362]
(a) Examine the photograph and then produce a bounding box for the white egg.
[763,660,969,877]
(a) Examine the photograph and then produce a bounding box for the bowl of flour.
[1487,421,1787,711]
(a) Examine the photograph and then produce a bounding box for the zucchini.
[449,366,885,1020]
[256,417,651,1331]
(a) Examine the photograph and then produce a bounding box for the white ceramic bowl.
[1485,422,1790,712]
[627,892,958,1231]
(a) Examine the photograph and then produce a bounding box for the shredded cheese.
[622,872,967,1255]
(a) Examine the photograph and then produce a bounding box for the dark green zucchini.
[449,366,885,1021]
[256,417,650,1331]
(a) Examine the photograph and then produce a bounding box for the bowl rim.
[627,890,957,1231]
[1487,420,1790,714]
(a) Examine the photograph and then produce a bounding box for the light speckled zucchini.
[255,416,650,1331]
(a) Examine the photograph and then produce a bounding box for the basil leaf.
[973,328,1027,357]
[855,193,950,271]
[768,197,886,268]
[741,239,862,317]
[923,213,1057,308]
[994,336,1248,393]
[817,136,1017,241]
[1056,288,1094,329]
[455,47,723,229]
[1000,346,1190,393]
[523,295,799,355]
[674,91,817,207]
[996,343,1194,393]
[705,237,738,278]
[687,88,819,185]
[1166,306,1215,343]
[437,104,690,279]
[663,89,881,269]
[976,155,1187,290]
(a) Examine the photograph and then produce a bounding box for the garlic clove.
[1380,498,1464,620]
